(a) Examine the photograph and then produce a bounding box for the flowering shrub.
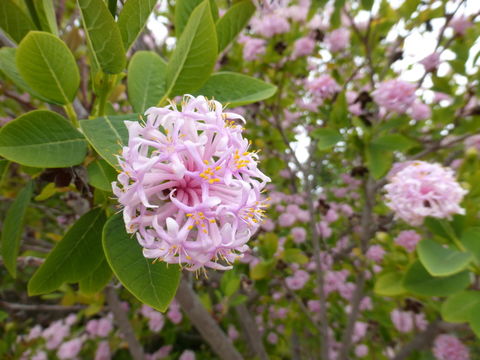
[1,0,480,359]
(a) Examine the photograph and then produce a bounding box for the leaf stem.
[64,102,79,127]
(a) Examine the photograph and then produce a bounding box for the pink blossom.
[410,101,431,121]
[373,79,416,113]
[384,161,467,226]
[167,300,182,324]
[27,325,42,341]
[450,16,472,35]
[285,269,310,290]
[242,37,266,61]
[464,134,480,152]
[179,350,195,360]
[141,305,165,332]
[95,341,111,360]
[355,344,369,357]
[307,300,321,312]
[415,313,428,331]
[353,321,368,342]
[433,334,470,360]
[291,227,307,243]
[57,338,83,359]
[325,28,350,52]
[365,245,385,262]
[86,319,99,337]
[359,297,373,311]
[31,351,47,360]
[43,321,70,350]
[292,37,316,59]
[391,309,414,333]
[325,209,339,223]
[308,75,340,100]
[420,52,440,72]
[228,325,239,341]
[433,92,452,104]
[113,96,270,271]
[267,332,279,344]
[96,318,113,337]
[278,213,296,227]
[251,14,290,37]
[261,218,275,232]
[395,230,421,252]
[286,5,309,22]
[146,345,173,360]
[317,221,332,238]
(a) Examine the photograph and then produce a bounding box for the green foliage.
[403,261,470,297]
[102,213,181,312]
[371,134,417,152]
[441,291,480,323]
[16,31,79,105]
[174,0,203,37]
[216,0,255,52]
[87,159,117,192]
[78,0,126,74]
[165,0,217,98]
[80,114,137,168]
[127,51,167,113]
[366,143,392,179]
[33,0,58,35]
[313,128,343,150]
[79,258,112,295]
[0,110,87,168]
[374,272,406,296]
[220,270,241,297]
[1,181,33,278]
[117,0,158,51]
[461,227,480,263]
[194,72,277,107]
[0,0,36,43]
[28,208,107,295]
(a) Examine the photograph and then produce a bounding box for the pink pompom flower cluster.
[433,334,470,360]
[113,95,270,271]
[384,161,467,226]
[372,79,416,114]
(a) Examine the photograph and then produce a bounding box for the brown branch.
[175,278,244,360]
[0,301,84,312]
[106,286,145,360]
[235,303,269,360]
[392,320,441,360]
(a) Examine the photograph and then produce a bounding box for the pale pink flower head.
[96,318,113,337]
[57,338,83,360]
[450,16,472,36]
[278,212,296,227]
[395,230,421,252]
[464,134,480,152]
[167,300,182,324]
[365,245,385,263]
[384,161,467,226]
[95,341,111,360]
[242,37,267,61]
[391,309,414,333]
[179,350,195,360]
[292,36,316,59]
[373,79,416,114]
[420,52,441,72]
[113,96,270,271]
[251,14,290,37]
[228,324,239,341]
[410,101,431,121]
[307,75,341,100]
[285,269,310,290]
[291,226,307,244]
[433,334,470,360]
[325,28,350,52]
[267,332,279,344]
[286,5,309,22]
[355,344,369,357]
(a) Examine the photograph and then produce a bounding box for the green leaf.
[0,0,36,44]
[417,239,472,277]
[441,291,480,323]
[216,0,255,52]
[174,0,203,37]
[80,114,138,168]
[282,249,309,265]
[330,92,349,128]
[127,51,167,113]
[102,213,181,312]
[461,227,480,263]
[220,270,241,297]
[28,208,107,295]
[78,0,126,74]
[34,0,58,35]
[0,110,87,168]
[1,181,33,278]
[193,72,277,107]
[16,31,80,104]
[360,0,374,10]
[117,0,157,50]
[0,48,50,102]
[469,304,480,338]
[371,134,417,152]
[313,128,343,150]
[250,261,274,281]
[166,0,217,98]
[402,260,470,297]
[87,159,117,192]
[0,159,10,187]
[374,272,406,296]
[366,143,392,179]
[424,217,456,240]
[79,257,112,295]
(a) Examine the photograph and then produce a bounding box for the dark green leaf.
[418,239,472,277]
[102,213,181,312]
[403,260,470,297]
[441,291,480,323]
[461,227,480,264]
[330,92,349,128]
[469,304,480,338]
[78,0,126,74]
[28,208,107,295]
[33,0,58,35]
[127,51,167,113]
[117,0,158,50]
[79,257,112,295]
[16,31,80,104]
[313,128,343,150]
[366,143,392,179]
[87,159,117,192]
[166,0,217,98]
[174,0,203,37]
[193,72,277,107]
[1,181,33,278]
[0,0,36,44]
[374,272,406,296]
[371,134,417,152]
[0,110,87,168]
[80,114,138,168]
[216,0,255,52]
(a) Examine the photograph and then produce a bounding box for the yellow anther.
[203,229,208,234]
[210,219,216,223]
[203,159,209,164]
[215,166,222,171]
[188,225,193,230]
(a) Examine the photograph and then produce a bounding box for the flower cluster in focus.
[113,95,270,271]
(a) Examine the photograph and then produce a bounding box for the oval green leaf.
[374,272,406,296]
[166,0,217,98]
[0,110,87,168]
[216,0,255,52]
[461,227,480,264]
[16,31,80,104]
[102,213,181,312]
[87,159,117,192]
[1,181,33,278]
[193,72,277,107]
[127,51,167,113]
[441,291,480,323]
[417,239,472,277]
[0,0,36,44]
[79,257,112,295]
[78,0,126,74]
[117,0,157,51]
[28,208,107,295]
[402,260,470,297]
[313,128,343,151]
